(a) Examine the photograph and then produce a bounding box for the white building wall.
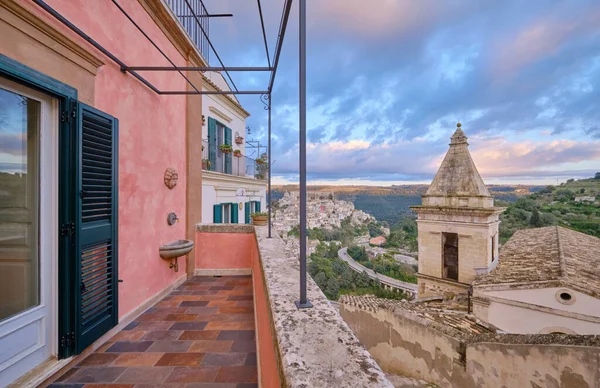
[481,288,600,334]
[202,173,266,225]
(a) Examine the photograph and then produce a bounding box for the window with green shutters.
[244,202,251,224]
[230,203,238,224]
[224,127,232,174]
[207,117,217,172]
[254,201,261,213]
[213,204,222,223]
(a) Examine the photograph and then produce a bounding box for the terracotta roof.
[340,295,494,336]
[424,124,490,198]
[474,226,600,297]
[369,236,386,245]
[202,74,251,118]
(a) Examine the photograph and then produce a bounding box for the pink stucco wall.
[195,232,255,269]
[38,0,190,317]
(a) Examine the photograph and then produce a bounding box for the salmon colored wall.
[195,230,282,386]
[251,238,283,387]
[34,0,190,317]
[195,232,253,269]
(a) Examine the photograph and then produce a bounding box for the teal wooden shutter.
[208,117,216,171]
[213,204,222,223]
[255,201,261,212]
[244,202,251,224]
[224,127,232,174]
[231,203,238,224]
[75,102,118,353]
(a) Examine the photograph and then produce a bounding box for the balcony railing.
[165,0,209,62]
[202,140,263,179]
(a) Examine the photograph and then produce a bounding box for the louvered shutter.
[255,201,261,212]
[245,202,251,224]
[213,204,222,223]
[208,118,216,171]
[224,127,232,174]
[231,203,238,224]
[75,103,118,353]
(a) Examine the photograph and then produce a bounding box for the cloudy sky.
[202,0,600,185]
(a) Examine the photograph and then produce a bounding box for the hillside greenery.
[347,245,417,283]
[308,242,409,301]
[499,176,600,242]
[288,218,386,246]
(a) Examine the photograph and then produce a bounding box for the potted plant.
[233,149,242,158]
[202,158,211,169]
[251,211,268,226]
[219,144,233,154]
[235,135,244,145]
[255,158,265,165]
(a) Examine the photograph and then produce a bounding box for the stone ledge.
[195,223,255,233]
[255,227,392,387]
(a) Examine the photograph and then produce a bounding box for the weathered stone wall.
[341,303,600,388]
[418,275,469,298]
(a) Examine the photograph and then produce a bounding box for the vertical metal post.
[268,94,272,238]
[295,0,312,309]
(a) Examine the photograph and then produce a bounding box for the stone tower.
[411,124,505,298]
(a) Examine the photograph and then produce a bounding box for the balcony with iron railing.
[165,0,210,62]
[202,140,266,180]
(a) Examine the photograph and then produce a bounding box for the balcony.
[165,0,210,62]
[202,140,265,180]
[45,225,392,387]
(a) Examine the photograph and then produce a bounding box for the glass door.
[0,77,58,386]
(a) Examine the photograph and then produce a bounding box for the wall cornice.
[2,0,105,74]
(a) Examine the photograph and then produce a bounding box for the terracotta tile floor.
[49,276,258,388]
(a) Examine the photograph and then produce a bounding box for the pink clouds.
[470,137,600,177]
[492,8,600,76]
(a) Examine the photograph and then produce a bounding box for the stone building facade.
[411,124,505,298]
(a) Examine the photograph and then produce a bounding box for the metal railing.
[202,140,263,180]
[165,0,209,63]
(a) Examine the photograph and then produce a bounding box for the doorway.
[442,232,459,281]
[0,76,59,386]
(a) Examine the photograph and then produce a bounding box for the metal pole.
[268,94,272,238]
[295,0,312,309]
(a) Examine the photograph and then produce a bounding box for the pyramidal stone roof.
[425,124,491,198]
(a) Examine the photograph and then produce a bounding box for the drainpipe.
[268,93,272,238]
[295,0,312,309]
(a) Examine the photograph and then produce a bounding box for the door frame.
[0,54,78,360]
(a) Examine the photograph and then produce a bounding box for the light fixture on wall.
[246,126,251,135]
[202,115,206,126]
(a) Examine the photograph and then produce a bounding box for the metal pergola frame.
[33,0,312,309]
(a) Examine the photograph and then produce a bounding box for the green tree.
[580,188,585,194]
[313,272,327,288]
[530,208,542,227]
[341,268,355,289]
[324,278,340,299]
[356,270,371,288]
[595,172,600,180]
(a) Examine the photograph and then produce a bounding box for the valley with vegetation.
[274,174,600,302]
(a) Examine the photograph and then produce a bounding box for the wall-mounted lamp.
[246,126,251,136]
[202,115,206,126]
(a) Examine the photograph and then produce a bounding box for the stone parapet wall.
[341,298,600,388]
[418,275,470,299]
[254,227,392,387]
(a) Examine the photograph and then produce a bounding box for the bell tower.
[411,124,505,298]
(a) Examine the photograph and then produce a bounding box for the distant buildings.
[273,190,373,235]
[369,236,386,246]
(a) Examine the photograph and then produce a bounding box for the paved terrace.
[48,275,258,387]
[44,226,392,387]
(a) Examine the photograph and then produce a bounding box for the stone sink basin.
[159,239,194,260]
